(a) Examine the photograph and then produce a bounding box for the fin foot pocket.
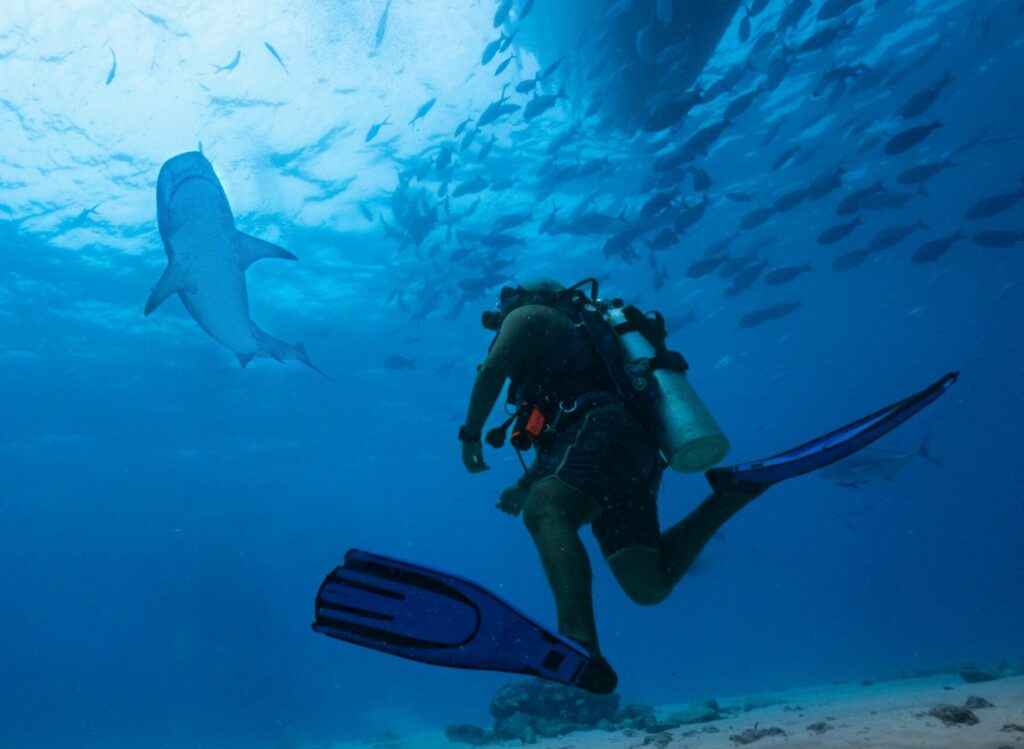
[575,653,618,695]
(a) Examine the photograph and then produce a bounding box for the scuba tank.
[602,304,730,473]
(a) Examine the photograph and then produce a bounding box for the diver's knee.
[607,546,672,606]
[623,584,670,606]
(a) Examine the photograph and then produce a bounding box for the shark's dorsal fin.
[236,352,254,368]
[144,263,196,316]
[237,232,298,269]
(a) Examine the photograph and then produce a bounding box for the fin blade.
[236,352,254,368]
[237,232,298,269]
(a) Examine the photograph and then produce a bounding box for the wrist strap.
[458,425,482,443]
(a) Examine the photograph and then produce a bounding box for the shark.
[819,435,942,488]
[145,151,323,374]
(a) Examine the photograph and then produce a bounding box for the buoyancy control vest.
[485,282,730,473]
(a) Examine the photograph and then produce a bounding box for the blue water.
[1,1,1022,748]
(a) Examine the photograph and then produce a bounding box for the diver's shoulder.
[503,303,572,330]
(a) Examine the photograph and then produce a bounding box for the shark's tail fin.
[917,433,943,465]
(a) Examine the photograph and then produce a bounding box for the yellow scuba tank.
[602,306,730,473]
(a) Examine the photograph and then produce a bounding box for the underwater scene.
[2,0,1023,747]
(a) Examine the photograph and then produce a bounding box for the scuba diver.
[456,278,957,694]
[311,276,954,695]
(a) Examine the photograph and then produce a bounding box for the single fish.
[866,219,927,252]
[134,6,189,36]
[480,232,524,250]
[374,0,394,51]
[763,263,812,285]
[777,0,812,31]
[264,42,288,73]
[739,10,751,43]
[460,126,480,152]
[642,90,703,132]
[971,230,1023,248]
[819,436,941,487]
[365,117,390,142]
[409,97,437,125]
[771,187,808,214]
[686,118,731,155]
[105,47,116,85]
[832,248,871,271]
[738,301,802,328]
[724,86,762,121]
[523,87,567,122]
[795,18,855,55]
[911,229,965,263]
[477,134,497,160]
[857,186,928,211]
[146,152,321,374]
[899,72,953,119]
[482,34,505,65]
[493,0,513,27]
[965,177,1024,220]
[897,158,954,185]
[516,77,538,94]
[772,145,800,170]
[884,121,942,156]
[806,165,845,200]
[520,0,536,20]
[817,216,862,245]
[686,255,729,278]
[213,50,241,73]
[435,143,453,171]
[739,206,775,231]
[454,117,473,137]
[835,180,885,215]
[494,55,515,76]
[538,55,567,80]
[478,84,512,126]
[674,194,711,233]
[452,177,489,198]
[690,167,712,192]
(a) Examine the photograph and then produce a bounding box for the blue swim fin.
[707,372,958,491]
[313,549,592,687]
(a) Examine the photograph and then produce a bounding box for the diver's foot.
[705,467,770,500]
[576,653,618,695]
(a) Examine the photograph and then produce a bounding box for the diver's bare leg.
[608,482,765,604]
[522,478,601,651]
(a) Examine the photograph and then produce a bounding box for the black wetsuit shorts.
[533,403,663,557]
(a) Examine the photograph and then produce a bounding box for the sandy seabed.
[352,673,1024,749]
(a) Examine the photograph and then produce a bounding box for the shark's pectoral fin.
[237,232,298,269]
[237,352,254,368]
[144,263,195,316]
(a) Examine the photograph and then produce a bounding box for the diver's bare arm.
[462,305,562,435]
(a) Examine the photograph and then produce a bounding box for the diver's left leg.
[607,481,765,603]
